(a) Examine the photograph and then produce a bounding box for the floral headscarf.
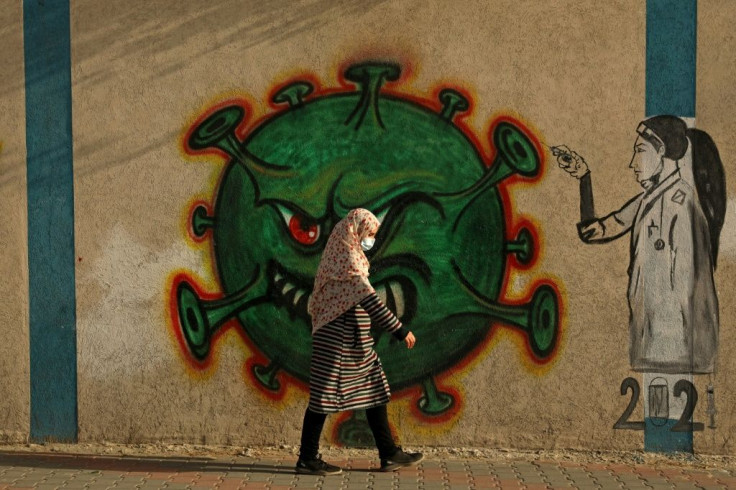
[307,208,380,333]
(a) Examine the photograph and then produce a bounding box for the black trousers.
[299,404,397,460]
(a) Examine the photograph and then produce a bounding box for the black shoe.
[380,447,424,472]
[295,455,343,475]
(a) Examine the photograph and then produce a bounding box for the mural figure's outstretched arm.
[552,145,640,244]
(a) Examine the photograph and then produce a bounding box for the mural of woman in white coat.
[554,115,726,375]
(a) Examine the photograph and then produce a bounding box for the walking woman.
[296,208,423,475]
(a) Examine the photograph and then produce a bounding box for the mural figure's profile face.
[629,135,664,189]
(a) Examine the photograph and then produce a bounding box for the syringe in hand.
[546,144,573,165]
[546,143,596,225]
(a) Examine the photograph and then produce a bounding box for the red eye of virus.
[288,214,320,245]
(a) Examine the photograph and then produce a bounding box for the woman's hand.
[404,332,416,349]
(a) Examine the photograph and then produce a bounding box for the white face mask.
[360,237,375,251]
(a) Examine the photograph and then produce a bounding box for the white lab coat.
[582,170,719,374]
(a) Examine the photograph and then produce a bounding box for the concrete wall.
[2,0,735,454]
[0,1,30,443]
[695,0,736,454]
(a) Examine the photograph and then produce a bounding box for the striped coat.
[308,292,408,413]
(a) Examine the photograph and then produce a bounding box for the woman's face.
[629,135,664,187]
[355,214,379,241]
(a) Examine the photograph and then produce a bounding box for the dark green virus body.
[175,62,560,434]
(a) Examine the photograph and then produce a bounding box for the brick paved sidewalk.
[1,450,735,489]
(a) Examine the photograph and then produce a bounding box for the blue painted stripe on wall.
[646,0,697,117]
[23,0,78,442]
[644,418,693,453]
[644,0,697,454]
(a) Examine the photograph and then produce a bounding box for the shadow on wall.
[1,0,391,99]
[4,1,391,182]
[70,0,392,89]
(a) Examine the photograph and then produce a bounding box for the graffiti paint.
[171,60,562,444]
[556,117,725,376]
[554,115,726,451]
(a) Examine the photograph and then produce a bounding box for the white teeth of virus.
[282,282,295,295]
[293,289,305,305]
[391,281,405,319]
[274,272,283,282]
[375,285,388,304]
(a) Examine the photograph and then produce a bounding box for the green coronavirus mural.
[170,60,562,443]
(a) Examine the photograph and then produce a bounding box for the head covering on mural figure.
[553,115,726,375]
[634,115,726,266]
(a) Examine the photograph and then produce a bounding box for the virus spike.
[434,121,540,200]
[505,227,534,265]
[188,105,292,172]
[438,89,469,122]
[272,81,314,108]
[191,205,214,238]
[418,376,454,415]
[175,269,266,361]
[252,359,282,391]
[343,62,401,130]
